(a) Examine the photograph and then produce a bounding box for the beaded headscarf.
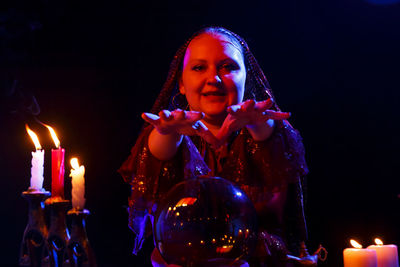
[149,26,281,116]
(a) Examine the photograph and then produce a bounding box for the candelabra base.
[67,209,97,267]
[20,188,51,267]
[45,198,70,267]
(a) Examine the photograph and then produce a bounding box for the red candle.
[45,124,65,199]
[52,147,65,198]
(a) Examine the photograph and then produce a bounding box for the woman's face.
[179,32,246,124]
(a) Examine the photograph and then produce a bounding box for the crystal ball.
[153,176,258,266]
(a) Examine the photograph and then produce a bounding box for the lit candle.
[367,238,399,267]
[343,239,377,267]
[26,125,44,190]
[70,158,86,210]
[45,125,65,199]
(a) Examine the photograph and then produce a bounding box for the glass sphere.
[154,176,258,266]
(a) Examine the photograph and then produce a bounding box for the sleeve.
[118,126,210,254]
[228,120,309,262]
[118,125,165,254]
[264,120,309,249]
[252,120,309,256]
[248,120,309,187]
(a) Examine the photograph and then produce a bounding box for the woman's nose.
[206,69,222,85]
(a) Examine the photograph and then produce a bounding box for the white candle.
[367,239,399,267]
[70,158,86,210]
[26,125,44,190]
[344,240,377,267]
[30,149,44,189]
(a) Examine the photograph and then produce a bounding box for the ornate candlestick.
[45,198,70,267]
[19,188,51,267]
[67,209,96,267]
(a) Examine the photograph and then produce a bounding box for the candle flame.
[44,124,60,148]
[25,124,42,150]
[350,239,363,249]
[374,238,383,245]
[70,158,80,170]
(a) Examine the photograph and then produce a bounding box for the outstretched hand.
[142,109,220,147]
[142,109,203,135]
[216,99,290,144]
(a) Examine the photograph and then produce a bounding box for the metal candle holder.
[67,209,97,267]
[19,188,51,267]
[45,198,71,267]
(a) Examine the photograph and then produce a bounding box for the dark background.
[1,0,399,266]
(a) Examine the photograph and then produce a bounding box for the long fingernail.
[229,105,240,112]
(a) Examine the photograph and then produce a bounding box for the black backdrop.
[1,0,400,266]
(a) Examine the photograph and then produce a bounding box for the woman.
[119,26,310,266]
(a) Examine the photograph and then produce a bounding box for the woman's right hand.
[142,109,220,147]
[142,109,204,136]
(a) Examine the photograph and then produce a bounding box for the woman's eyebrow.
[220,58,237,63]
[188,59,207,64]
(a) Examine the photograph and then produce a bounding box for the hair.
[149,26,281,116]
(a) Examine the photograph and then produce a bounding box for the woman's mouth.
[202,91,227,97]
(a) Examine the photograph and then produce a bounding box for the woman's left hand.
[216,99,290,144]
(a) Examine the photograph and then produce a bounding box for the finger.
[159,110,172,121]
[193,121,221,148]
[186,111,204,122]
[142,112,160,125]
[172,109,185,120]
[264,110,291,120]
[241,99,255,112]
[227,104,241,114]
[191,120,209,132]
[255,98,273,112]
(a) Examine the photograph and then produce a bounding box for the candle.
[26,125,44,190]
[367,238,399,267]
[45,125,65,199]
[343,239,377,267]
[70,158,86,210]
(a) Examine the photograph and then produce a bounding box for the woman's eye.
[221,63,239,71]
[192,65,205,71]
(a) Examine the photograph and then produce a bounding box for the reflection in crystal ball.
[154,176,258,266]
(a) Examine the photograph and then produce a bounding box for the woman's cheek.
[227,72,245,86]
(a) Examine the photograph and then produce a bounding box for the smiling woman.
[118,26,311,267]
[179,32,246,126]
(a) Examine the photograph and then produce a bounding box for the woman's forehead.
[185,33,244,61]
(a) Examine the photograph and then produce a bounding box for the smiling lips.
[202,91,227,97]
